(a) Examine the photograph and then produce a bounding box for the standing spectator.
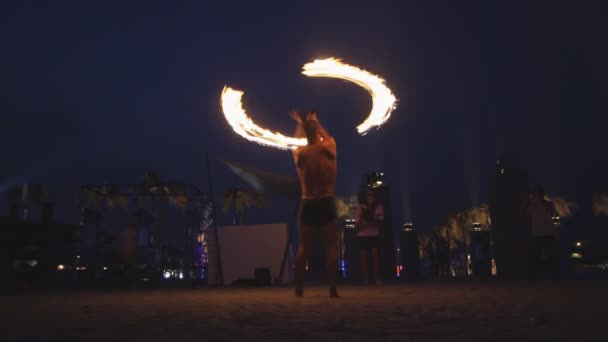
[526,186,557,280]
[355,191,384,285]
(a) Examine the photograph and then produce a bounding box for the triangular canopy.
[222,159,300,199]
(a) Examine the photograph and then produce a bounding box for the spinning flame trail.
[221,58,397,150]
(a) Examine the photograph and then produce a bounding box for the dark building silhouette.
[488,157,530,278]
[1,211,80,290]
[399,225,420,279]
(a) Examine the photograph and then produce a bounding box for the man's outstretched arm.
[291,111,305,139]
[290,112,304,166]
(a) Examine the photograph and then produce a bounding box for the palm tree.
[592,193,608,216]
[335,198,351,218]
[549,196,577,218]
[446,212,468,275]
[418,231,433,260]
[221,187,267,225]
[166,183,189,209]
[465,204,492,229]
[432,223,452,277]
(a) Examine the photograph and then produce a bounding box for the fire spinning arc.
[220,58,397,150]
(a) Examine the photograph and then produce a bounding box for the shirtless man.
[291,111,338,298]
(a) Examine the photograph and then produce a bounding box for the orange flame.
[220,58,397,149]
[302,58,397,135]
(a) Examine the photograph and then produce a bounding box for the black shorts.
[299,197,337,226]
[358,236,380,250]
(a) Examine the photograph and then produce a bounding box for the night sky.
[1,1,606,244]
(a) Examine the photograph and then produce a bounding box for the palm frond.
[465,204,491,229]
[592,193,608,216]
[335,198,350,218]
[551,196,577,218]
[163,183,188,208]
[143,171,161,193]
[168,195,188,208]
[221,188,236,212]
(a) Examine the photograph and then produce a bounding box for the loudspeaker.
[400,230,420,278]
[254,267,272,286]
[343,228,361,281]
[470,231,492,277]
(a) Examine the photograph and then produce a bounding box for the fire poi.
[220,58,397,150]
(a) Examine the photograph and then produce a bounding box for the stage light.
[552,216,561,227]
[402,223,413,232]
[366,172,385,188]
[345,218,356,229]
[57,264,65,271]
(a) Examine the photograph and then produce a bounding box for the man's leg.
[529,237,540,280]
[294,223,315,296]
[322,220,339,297]
[360,246,370,284]
[544,237,557,280]
[371,247,381,284]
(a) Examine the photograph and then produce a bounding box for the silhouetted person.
[489,156,530,278]
[291,111,338,298]
[119,217,138,288]
[525,186,557,280]
[436,235,450,278]
[355,190,384,285]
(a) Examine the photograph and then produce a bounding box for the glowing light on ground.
[220,58,397,150]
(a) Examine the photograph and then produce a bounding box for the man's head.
[302,111,320,144]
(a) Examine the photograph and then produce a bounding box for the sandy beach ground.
[2,281,606,342]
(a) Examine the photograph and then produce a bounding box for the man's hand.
[291,111,305,139]
[290,111,303,123]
